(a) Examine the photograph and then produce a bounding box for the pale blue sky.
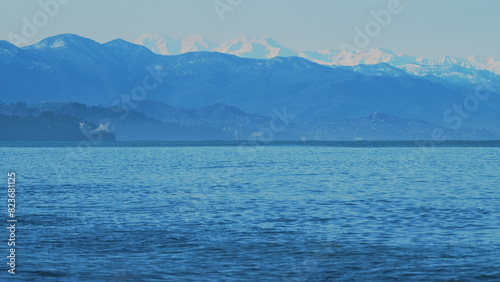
[0,0,498,58]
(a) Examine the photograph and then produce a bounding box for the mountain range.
[135,34,500,75]
[0,34,499,141]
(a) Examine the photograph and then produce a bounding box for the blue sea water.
[0,143,499,281]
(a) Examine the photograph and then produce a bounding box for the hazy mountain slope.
[1,34,499,138]
[27,102,232,141]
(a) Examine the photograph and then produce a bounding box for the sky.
[0,0,499,59]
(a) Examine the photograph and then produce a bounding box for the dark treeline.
[0,110,115,141]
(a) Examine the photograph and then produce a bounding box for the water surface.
[1,143,499,281]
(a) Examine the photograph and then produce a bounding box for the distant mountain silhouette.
[0,34,499,140]
[0,101,491,141]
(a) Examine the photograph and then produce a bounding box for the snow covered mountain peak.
[133,34,500,75]
[212,36,297,59]
[467,55,500,74]
[134,34,180,55]
[23,34,103,52]
[133,34,217,55]
[180,34,217,53]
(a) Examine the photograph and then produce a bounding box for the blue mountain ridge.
[0,34,499,140]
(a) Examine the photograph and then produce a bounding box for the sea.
[0,141,499,281]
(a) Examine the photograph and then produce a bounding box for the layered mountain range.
[0,34,499,141]
[135,34,500,75]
